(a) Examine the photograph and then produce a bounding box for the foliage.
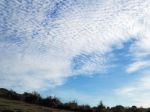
[0,88,150,112]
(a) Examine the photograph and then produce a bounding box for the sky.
[0,0,150,107]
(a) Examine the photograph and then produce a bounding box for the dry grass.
[0,98,71,112]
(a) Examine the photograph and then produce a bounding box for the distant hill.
[1,88,150,112]
[0,88,90,112]
[0,98,71,112]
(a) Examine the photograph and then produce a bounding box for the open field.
[0,98,71,112]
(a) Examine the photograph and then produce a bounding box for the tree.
[111,105,125,112]
[97,101,107,112]
[22,91,42,104]
[64,100,79,110]
[41,96,62,108]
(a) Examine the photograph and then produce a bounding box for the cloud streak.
[116,73,150,107]
[126,60,150,73]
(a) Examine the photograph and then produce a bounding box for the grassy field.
[0,98,71,112]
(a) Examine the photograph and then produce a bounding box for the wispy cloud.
[116,72,150,107]
[0,0,150,91]
[126,60,150,73]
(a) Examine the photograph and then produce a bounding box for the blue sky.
[0,0,150,107]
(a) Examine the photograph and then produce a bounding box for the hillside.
[0,98,71,112]
[1,88,150,112]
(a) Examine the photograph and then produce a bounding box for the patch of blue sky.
[110,38,138,65]
[53,38,141,105]
[40,71,137,106]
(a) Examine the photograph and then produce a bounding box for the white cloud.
[126,60,150,73]
[116,73,150,107]
[0,0,150,91]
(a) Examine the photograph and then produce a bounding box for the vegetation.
[0,88,150,112]
[0,98,71,112]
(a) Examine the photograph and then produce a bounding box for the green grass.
[0,98,71,112]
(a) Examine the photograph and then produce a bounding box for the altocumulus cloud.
[0,0,150,91]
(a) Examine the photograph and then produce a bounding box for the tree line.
[0,88,150,112]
